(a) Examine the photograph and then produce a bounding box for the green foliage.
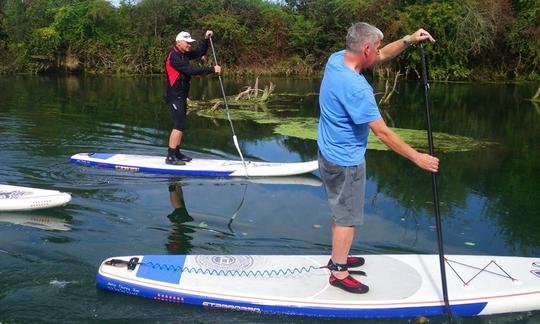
[51,0,118,49]
[200,14,248,65]
[508,0,540,77]
[398,2,474,79]
[32,27,60,58]
[0,0,539,79]
[289,15,319,56]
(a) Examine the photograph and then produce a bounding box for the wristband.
[403,35,411,48]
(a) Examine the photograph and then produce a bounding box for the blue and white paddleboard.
[71,153,318,177]
[97,254,540,318]
[0,184,72,211]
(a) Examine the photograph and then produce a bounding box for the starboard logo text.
[202,301,261,313]
[115,165,140,172]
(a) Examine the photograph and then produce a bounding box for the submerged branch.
[190,77,275,112]
[532,86,540,102]
[378,71,401,106]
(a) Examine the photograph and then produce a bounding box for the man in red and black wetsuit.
[164,30,221,165]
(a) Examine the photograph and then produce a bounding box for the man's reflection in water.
[166,183,195,254]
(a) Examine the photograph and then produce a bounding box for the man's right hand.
[409,28,436,44]
[214,65,221,74]
[413,152,439,173]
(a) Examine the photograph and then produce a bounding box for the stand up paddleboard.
[71,153,318,177]
[0,185,72,211]
[97,254,540,319]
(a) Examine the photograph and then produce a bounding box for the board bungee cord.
[105,257,366,277]
[106,257,322,277]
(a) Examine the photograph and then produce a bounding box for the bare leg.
[168,129,183,149]
[331,220,355,279]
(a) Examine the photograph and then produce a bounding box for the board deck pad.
[97,254,540,318]
[0,184,72,211]
[70,153,318,177]
[136,255,186,284]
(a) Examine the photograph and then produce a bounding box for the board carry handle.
[105,257,140,271]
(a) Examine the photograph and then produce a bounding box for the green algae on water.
[274,118,319,140]
[273,118,496,153]
[196,107,496,153]
[196,109,281,124]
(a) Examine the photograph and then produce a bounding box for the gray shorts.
[318,151,366,227]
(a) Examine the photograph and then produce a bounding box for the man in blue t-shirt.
[318,22,438,294]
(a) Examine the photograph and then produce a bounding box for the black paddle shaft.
[419,43,453,322]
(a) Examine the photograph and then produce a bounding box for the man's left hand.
[205,30,213,39]
[408,28,435,44]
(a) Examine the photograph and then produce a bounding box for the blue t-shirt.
[317,50,382,166]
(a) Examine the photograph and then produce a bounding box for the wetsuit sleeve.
[170,52,214,76]
[186,38,209,60]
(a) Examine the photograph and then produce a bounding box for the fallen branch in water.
[532,86,540,102]
[378,70,401,106]
[189,76,275,113]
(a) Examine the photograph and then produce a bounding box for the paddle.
[208,36,249,177]
[418,43,453,322]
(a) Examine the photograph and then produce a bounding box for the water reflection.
[165,183,195,254]
[165,180,241,254]
[0,212,71,231]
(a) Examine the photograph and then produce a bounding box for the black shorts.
[168,98,187,131]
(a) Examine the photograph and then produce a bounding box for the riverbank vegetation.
[1,0,539,80]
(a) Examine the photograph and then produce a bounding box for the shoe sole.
[165,160,186,166]
[330,280,369,294]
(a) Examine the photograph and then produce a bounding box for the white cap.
[175,31,196,43]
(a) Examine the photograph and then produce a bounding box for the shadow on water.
[0,75,539,322]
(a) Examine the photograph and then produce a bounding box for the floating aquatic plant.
[273,118,496,153]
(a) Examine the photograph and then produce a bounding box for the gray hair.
[346,22,384,52]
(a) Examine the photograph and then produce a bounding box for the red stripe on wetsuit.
[165,47,181,87]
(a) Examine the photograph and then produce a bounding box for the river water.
[0,75,539,323]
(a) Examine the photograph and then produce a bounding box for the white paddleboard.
[0,184,72,211]
[71,153,318,177]
[97,254,540,318]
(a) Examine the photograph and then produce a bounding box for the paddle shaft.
[208,36,249,177]
[419,43,453,322]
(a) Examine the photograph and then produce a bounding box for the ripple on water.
[49,280,76,288]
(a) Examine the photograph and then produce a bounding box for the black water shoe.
[165,156,186,165]
[329,274,369,294]
[175,149,192,162]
